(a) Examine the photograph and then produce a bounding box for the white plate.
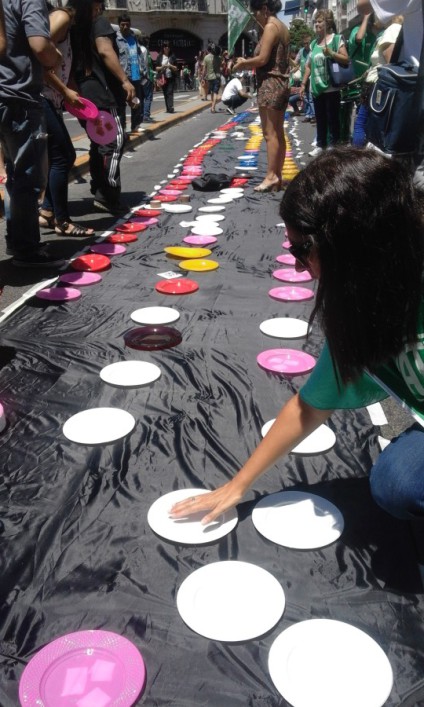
[259,317,309,339]
[207,197,233,204]
[191,224,223,236]
[252,490,344,549]
[198,205,226,213]
[163,204,193,214]
[147,489,238,544]
[220,188,244,195]
[131,306,180,325]
[195,214,225,223]
[177,561,285,641]
[100,361,161,387]
[235,166,257,171]
[261,421,336,455]
[268,619,393,707]
[63,408,135,444]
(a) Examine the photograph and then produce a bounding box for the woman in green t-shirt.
[170,148,424,537]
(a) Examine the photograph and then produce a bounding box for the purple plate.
[276,253,296,266]
[19,629,146,707]
[90,243,127,256]
[59,272,102,286]
[268,286,314,302]
[257,348,316,375]
[272,268,313,283]
[36,287,81,302]
[124,325,182,351]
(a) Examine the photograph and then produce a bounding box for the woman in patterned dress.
[233,0,290,192]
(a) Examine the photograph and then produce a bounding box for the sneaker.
[93,199,130,216]
[12,248,65,269]
[225,106,235,116]
[309,147,323,157]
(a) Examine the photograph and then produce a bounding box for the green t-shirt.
[300,301,424,427]
[347,26,377,79]
[309,35,344,97]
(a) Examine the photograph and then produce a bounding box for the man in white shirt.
[221,73,250,115]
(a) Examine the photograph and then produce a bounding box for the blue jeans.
[303,89,315,119]
[41,97,76,223]
[370,424,424,520]
[142,80,153,120]
[0,101,47,254]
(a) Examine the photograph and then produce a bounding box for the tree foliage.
[289,18,312,50]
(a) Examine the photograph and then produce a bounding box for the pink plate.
[90,243,126,256]
[159,189,183,196]
[155,194,178,203]
[273,268,313,283]
[115,222,147,234]
[59,272,102,286]
[36,287,81,302]
[257,348,316,375]
[155,278,199,295]
[64,97,99,121]
[129,216,158,226]
[276,253,296,265]
[183,235,217,246]
[282,240,290,249]
[18,629,146,707]
[177,176,196,182]
[86,111,118,145]
[268,286,314,302]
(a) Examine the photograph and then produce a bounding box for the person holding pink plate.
[170,148,424,572]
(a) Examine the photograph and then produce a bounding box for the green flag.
[228,0,251,55]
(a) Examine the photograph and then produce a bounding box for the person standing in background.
[116,13,147,133]
[139,36,154,122]
[203,42,222,113]
[155,42,178,113]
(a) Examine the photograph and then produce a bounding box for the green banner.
[228,0,251,55]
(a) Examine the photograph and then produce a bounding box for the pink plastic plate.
[282,240,290,249]
[257,349,316,375]
[276,253,296,266]
[183,235,217,246]
[272,268,313,283]
[18,629,146,707]
[59,272,102,286]
[86,111,118,145]
[155,278,199,295]
[129,216,159,227]
[177,176,196,182]
[36,287,81,302]
[159,189,183,196]
[90,243,126,256]
[268,286,314,302]
[64,97,99,121]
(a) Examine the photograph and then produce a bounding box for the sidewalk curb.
[70,101,212,182]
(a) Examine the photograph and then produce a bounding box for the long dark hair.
[280,148,424,383]
[69,0,94,75]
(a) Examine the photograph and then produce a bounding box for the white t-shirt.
[366,22,403,82]
[370,0,421,65]
[222,78,242,102]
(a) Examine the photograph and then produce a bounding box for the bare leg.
[255,106,286,191]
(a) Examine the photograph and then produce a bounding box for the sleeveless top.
[42,31,73,111]
[255,22,289,80]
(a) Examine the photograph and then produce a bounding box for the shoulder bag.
[327,35,356,87]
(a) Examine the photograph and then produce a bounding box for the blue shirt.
[126,35,140,81]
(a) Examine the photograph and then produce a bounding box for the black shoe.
[166,109,175,114]
[6,242,48,257]
[12,248,65,269]
[143,117,155,123]
[93,199,130,216]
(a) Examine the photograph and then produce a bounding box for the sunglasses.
[288,238,314,267]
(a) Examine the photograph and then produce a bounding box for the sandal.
[38,209,56,229]
[55,220,95,237]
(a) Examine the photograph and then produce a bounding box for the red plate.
[71,253,111,272]
[115,222,148,233]
[155,278,199,295]
[106,232,138,243]
[154,194,178,203]
[231,178,249,187]
[124,325,182,351]
[168,182,188,190]
[132,208,162,217]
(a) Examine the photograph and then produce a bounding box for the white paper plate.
[177,561,285,641]
[100,361,161,387]
[131,306,180,325]
[252,490,344,549]
[268,619,393,707]
[147,489,238,544]
[207,197,233,204]
[163,204,193,214]
[191,224,223,236]
[261,421,336,455]
[220,188,244,195]
[259,317,309,339]
[235,166,257,171]
[198,205,226,213]
[63,408,135,444]
[195,214,225,222]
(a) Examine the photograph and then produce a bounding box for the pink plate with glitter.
[257,349,316,375]
[276,253,296,265]
[90,243,126,256]
[18,629,146,707]
[36,287,81,302]
[183,235,217,246]
[86,111,118,146]
[273,268,313,283]
[268,286,314,302]
[59,272,102,286]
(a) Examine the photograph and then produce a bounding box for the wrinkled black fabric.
[0,120,424,707]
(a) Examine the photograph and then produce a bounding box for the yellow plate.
[164,246,212,259]
[179,259,219,272]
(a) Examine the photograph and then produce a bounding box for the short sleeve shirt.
[203,53,221,80]
[370,0,421,65]
[0,0,50,105]
[126,35,141,82]
[222,77,242,102]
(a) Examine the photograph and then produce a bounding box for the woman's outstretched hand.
[169,480,245,526]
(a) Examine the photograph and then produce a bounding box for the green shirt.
[347,25,377,79]
[309,35,344,97]
[300,301,424,427]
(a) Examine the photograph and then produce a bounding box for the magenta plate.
[155,278,199,295]
[125,325,182,351]
[268,286,314,302]
[18,629,146,707]
[159,189,183,196]
[90,243,126,256]
[282,240,290,249]
[59,272,102,286]
[257,348,316,375]
[177,176,196,182]
[86,110,118,146]
[183,235,217,246]
[36,287,81,302]
[64,97,99,121]
[276,253,296,265]
[129,216,158,227]
[273,268,313,283]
